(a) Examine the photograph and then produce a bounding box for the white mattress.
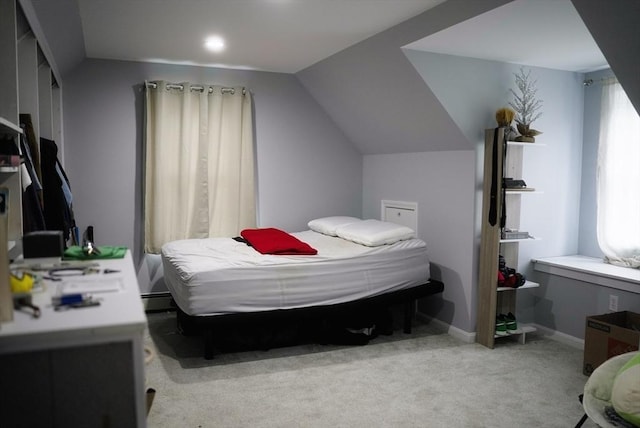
[161,230,430,316]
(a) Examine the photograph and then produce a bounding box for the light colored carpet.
[144,310,598,427]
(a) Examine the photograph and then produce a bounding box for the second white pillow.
[308,216,361,236]
[335,219,415,246]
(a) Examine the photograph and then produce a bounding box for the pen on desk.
[52,293,101,311]
[52,293,85,306]
[54,299,101,311]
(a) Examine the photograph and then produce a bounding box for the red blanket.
[240,228,318,255]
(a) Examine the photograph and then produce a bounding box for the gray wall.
[363,151,477,332]
[399,50,585,332]
[533,272,640,339]
[530,66,638,340]
[56,0,640,337]
[63,59,362,294]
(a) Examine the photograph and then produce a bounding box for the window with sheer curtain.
[144,81,256,254]
[596,78,640,268]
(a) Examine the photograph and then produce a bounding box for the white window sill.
[532,255,640,294]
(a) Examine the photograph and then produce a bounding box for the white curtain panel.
[596,78,640,268]
[144,81,256,253]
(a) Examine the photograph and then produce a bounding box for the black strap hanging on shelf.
[500,134,508,228]
[488,128,499,226]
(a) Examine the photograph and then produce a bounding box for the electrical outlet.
[609,295,619,312]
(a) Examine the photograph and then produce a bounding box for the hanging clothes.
[21,163,46,233]
[20,132,45,233]
[40,138,75,244]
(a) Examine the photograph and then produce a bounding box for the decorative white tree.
[508,67,543,142]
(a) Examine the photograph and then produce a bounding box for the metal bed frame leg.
[403,299,416,334]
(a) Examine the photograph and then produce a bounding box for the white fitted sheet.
[161,230,430,316]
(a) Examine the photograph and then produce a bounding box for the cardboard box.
[583,311,640,375]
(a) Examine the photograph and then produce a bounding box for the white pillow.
[335,219,415,246]
[307,216,361,236]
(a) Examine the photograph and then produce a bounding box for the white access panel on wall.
[381,200,418,232]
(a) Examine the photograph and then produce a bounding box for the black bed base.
[176,279,444,360]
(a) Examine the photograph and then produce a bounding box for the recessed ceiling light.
[204,36,225,53]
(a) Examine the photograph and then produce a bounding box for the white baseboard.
[531,323,584,350]
[141,293,174,312]
[416,312,476,343]
[416,313,584,349]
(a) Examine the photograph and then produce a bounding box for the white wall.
[63,59,363,294]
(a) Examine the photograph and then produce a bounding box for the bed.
[161,217,444,359]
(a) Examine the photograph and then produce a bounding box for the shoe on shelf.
[495,314,508,336]
[505,312,518,332]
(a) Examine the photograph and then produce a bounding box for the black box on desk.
[583,311,640,375]
[22,231,64,259]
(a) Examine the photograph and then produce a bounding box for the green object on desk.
[64,245,128,260]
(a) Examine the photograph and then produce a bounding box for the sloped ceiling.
[27,0,640,155]
[74,0,447,74]
[297,0,640,155]
[296,0,512,154]
[571,0,640,115]
[28,0,446,77]
[28,0,85,78]
[404,0,607,73]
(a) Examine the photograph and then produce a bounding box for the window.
[596,79,640,268]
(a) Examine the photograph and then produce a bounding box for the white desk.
[0,251,148,428]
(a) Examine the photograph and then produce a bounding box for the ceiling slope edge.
[296,0,512,155]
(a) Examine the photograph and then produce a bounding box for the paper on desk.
[58,277,124,294]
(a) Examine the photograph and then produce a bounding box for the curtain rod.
[145,81,245,95]
[583,76,617,87]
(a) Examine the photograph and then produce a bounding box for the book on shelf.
[506,187,535,192]
[501,229,532,240]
